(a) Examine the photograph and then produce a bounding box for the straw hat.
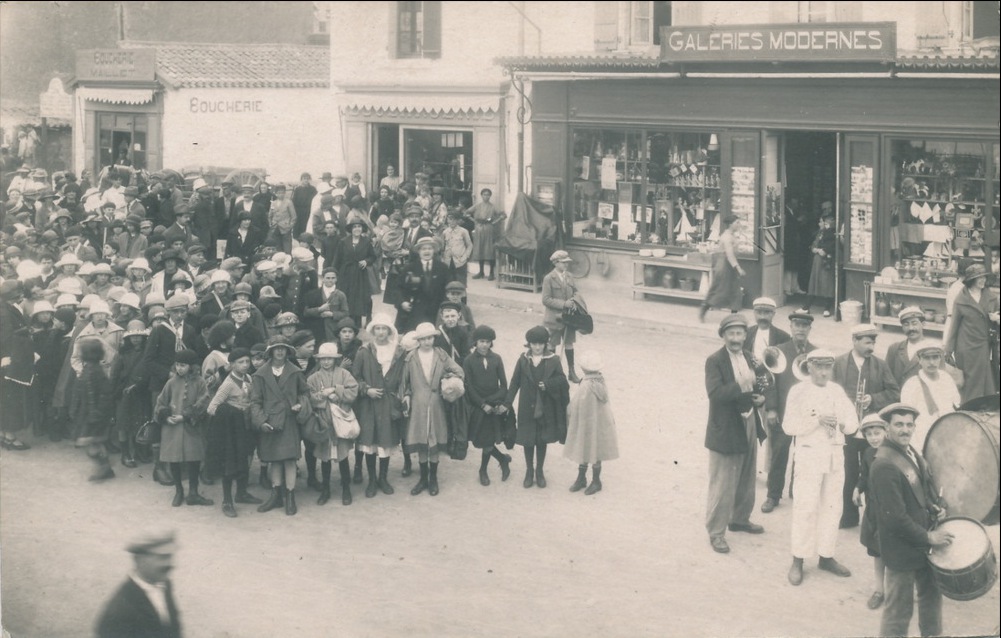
[315,342,342,359]
[413,322,439,340]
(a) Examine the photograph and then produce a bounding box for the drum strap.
[918,377,939,416]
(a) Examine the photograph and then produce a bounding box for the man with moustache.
[833,324,900,528]
[96,529,183,638]
[761,310,817,513]
[885,306,926,385]
[704,314,767,554]
[745,297,790,362]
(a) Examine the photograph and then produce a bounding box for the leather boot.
[121,439,137,469]
[285,489,297,516]
[222,500,237,518]
[569,465,588,492]
[494,451,512,482]
[584,465,602,495]
[565,349,581,384]
[317,477,331,506]
[535,466,547,489]
[401,453,413,477]
[154,462,174,486]
[339,459,353,506]
[377,457,395,495]
[428,462,440,496]
[259,466,271,490]
[788,557,804,586]
[172,487,184,507]
[410,462,429,495]
[257,488,283,513]
[365,454,378,498]
[352,451,364,484]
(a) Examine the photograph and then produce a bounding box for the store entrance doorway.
[373,124,400,193]
[783,131,837,312]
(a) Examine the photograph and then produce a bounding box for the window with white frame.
[628,1,672,46]
[964,1,1000,40]
[797,1,830,23]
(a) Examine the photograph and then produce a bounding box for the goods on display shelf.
[729,165,756,256]
[870,281,949,332]
[849,165,874,265]
[631,254,712,301]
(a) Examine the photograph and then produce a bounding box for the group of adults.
[703,272,998,637]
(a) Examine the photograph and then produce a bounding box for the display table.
[869,282,948,333]
[632,254,712,301]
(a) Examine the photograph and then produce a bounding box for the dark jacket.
[869,439,943,571]
[886,339,921,386]
[225,227,265,264]
[833,353,900,419]
[140,321,202,394]
[746,324,791,351]
[704,346,766,454]
[95,577,182,638]
[395,257,448,332]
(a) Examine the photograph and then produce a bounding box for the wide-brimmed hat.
[87,300,112,317]
[232,283,253,298]
[158,248,186,265]
[123,319,149,338]
[91,262,114,276]
[55,293,79,308]
[578,351,603,373]
[164,294,189,311]
[963,263,989,284]
[366,313,398,340]
[315,342,342,359]
[106,286,128,303]
[264,336,296,357]
[30,300,55,316]
[143,292,166,308]
[413,322,439,340]
[118,292,141,310]
[128,257,151,273]
[55,253,83,269]
[192,178,209,191]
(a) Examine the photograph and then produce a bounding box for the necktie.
[424,261,431,274]
[174,324,184,351]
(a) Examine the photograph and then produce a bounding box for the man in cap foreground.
[96,529,182,638]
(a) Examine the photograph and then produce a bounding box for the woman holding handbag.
[249,336,312,516]
[399,322,464,496]
[352,313,408,495]
[307,343,360,506]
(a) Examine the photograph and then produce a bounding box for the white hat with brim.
[255,260,278,273]
[915,340,945,358]
[31,300,56,316]
[210,270,231,284]
[752,297,777,310]
[128,258,151,273]
[91,262,114,276]
[315,342,342,359]
[413,322,439,340]
[55,254,83,268]
[55,294,79,308]
[366,313,399,341]
[119,293,141,309]
[87,300,112,317]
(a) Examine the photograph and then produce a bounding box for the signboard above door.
[77,49,156,83]
[660,23,896,63]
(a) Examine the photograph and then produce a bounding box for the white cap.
[210,270,231,284]
[255,260,277,273]
[128,258,151,272]
[118,292,141,309]
[291,247,313,262]
[752,297,777,310]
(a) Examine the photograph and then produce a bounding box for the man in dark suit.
[761,310,817,513]
[746,296,791,362]
[833,323,901,528]
[402,206,432,253]
[139,294,202,485]
[395,236,447,333]
[0,280,34,450]
[225,212,264,265]
[704,314,767,554]
[886,306,925,385]
[96,529,182,638]
[870,403,952,638]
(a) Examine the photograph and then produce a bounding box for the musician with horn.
[746,297,790,362]
[782,349,859,585]
[833,324,900,529]
[761,310,817,514]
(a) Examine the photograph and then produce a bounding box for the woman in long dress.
[945,264,1000,404]
[465,188,505,280]
[699,214,745,321]
[803,213,837,317]
[334,218,377,328]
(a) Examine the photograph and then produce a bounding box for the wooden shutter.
[422,0,442,59]
[388,2,399,59]
[594,1,619,51]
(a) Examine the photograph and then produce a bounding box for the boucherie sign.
[660,22,896,63]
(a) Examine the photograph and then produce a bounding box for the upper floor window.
[628,1,672,46]
[964,1,1000,40]
[312,1,330,34]
[396,1,442,59]
[797,1,830,23]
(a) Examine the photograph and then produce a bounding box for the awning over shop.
[76,87,156,105]
[340,93,499,117]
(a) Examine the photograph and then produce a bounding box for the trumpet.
[792,352,810,382]
[855,377,867,422]
[752,346,787,394]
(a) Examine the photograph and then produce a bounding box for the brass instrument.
[792,353,810,382]
[855,377,867,422]
[752,346,787,394]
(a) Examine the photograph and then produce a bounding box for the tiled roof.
[896,52,999,71]
[497,54,661,73]
[121,41,330,88]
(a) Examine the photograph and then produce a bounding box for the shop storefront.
[505,22,999,320]
[72,44,332,184]
[338,89,505,209]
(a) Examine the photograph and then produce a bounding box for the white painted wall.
[161,87,338,184]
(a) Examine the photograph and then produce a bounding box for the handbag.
[329,403,360,439]
[440,375,465,403]
[300,413,330,445]
[561,301,594,335]
[135,419,161,446]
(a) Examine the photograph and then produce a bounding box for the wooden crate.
[496,252,541,292]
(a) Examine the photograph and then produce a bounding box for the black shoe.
[761,498,778,513]
[498,454,511,481]
[222,501,237,518]
[569,469,587,493]
[257,489,283,513]
[172,490,184,507]
[365,477,378,498]
[584,479,602,495]
[472,273,484,280]
[818,557,852,578]
[235,491,262,505]
[428,463,440,497]
[487,274,495,281]
[728,522,765,534]
[411,463,429,496]
[285,490,297,516]
[377,459,395,495]
[121,452,137,469]
[307,476,322,491]
[535,468,547,489]
[317,486,331,506]
[523,468,534,489]
[341,485,352,506]
[186,492,214,506]
[479,468,490,486]
[352,462,364,484]
[89,467,116,482]
[710,536,730,554]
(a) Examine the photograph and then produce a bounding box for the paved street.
[1,298,997,638]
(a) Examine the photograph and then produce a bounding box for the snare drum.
[927,517,998,601]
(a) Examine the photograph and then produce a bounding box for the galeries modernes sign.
[660,22,897,63]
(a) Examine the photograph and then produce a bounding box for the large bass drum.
[923,410,1001,525]
[928,517,998,601]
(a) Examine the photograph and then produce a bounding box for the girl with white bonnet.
[564,350,618,495]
